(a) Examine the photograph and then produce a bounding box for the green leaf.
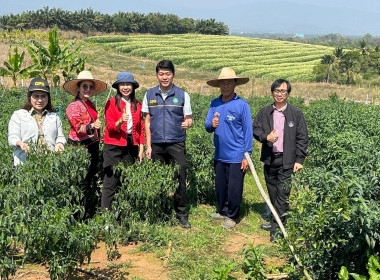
[338,266,349,280]
[349,273,368,280]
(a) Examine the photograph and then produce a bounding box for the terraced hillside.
[86,34,333,81]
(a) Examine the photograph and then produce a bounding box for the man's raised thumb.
[214,112,219,118]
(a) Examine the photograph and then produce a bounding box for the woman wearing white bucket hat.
[64,70,107,219]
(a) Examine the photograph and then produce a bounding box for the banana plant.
[0,46,37,87]
[24,26,87,88]
[62,55,90,82]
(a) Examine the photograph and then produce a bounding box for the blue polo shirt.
[205,94,253,163]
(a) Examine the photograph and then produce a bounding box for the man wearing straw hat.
[253,79,308,242]
[205,67,253,229]
[142,60,193,229]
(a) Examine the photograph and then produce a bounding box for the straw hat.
[206,67,249,87]
[63,70,107,96]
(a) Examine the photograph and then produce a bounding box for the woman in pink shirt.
[101,72,145,210]
[64,70,107,219]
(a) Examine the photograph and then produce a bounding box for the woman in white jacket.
[8,77,66,165]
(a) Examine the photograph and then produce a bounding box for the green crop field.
[1,29,379,279]
[86,34,333,81]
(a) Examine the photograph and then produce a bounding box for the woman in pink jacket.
[102,72,145,210]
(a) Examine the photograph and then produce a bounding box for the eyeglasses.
[31,93,48,100]
[81,85,94,90]
[273,89,288,95]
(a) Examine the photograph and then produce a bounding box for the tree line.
[0,7,229,35]
[313,43,380,86]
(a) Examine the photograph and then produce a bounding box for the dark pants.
[151,142,187,217]
[83,141,100,218]
[214,160,245,220]
[264,154,293,232]
[101,136,138,210]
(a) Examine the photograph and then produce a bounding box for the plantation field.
[86,34,333,82]
[1,84,379,279]
[1,30,379,279]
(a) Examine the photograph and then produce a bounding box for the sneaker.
[270,231,278,243]
[260,223,272,231]
[221,218,236,229]
[177,216,191,229]
[209,212,225,219]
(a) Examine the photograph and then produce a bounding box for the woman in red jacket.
[102,72,145,210]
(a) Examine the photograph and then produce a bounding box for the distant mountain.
[1,0,380,37]
[210,2,380,36]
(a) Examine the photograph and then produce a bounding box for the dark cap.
[28,78,50,93]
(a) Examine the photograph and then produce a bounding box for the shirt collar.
[272,103,287,112]
[122,97,130,103]
[159,85,173,95]
[219,93,238,102]
[30,108,48,116]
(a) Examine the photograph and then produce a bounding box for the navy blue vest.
[146,85,186,143]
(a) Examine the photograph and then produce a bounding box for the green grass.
[129,150,284,279]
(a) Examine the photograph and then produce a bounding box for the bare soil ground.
[11,233,277,280]
[11,241,170,280]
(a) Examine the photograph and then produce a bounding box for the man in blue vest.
[142,60,193,229]
[205,67,253,229]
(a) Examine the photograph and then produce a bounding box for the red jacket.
[103,97,145,146]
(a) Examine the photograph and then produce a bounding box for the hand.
[146,145,152,160]
[293,163,303,172]
[121,106,129,123]
[181,118,192,130]
[241,159,249,172]
[54,143,65,152]
[212,112,219,128]
[267,129,278,143]
[93,119,102,129]
[138,145,144,163]
[17,141,29,152]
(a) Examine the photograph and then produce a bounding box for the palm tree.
[320,54,335,83]
[333,47,345,60]
[339,51,361,85]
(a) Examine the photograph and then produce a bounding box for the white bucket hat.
[206,67,249,87]
[63,70,107,96]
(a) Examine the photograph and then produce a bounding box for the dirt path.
[11,232,280,280]
[11,242,170,280]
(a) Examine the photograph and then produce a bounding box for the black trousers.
[264,155,293,232]
[151,142,187,217]
[214,160,245,220]
[82,141,100,218]
[101,136,138,210]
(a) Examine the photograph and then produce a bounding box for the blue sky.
[1,0,380,36]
